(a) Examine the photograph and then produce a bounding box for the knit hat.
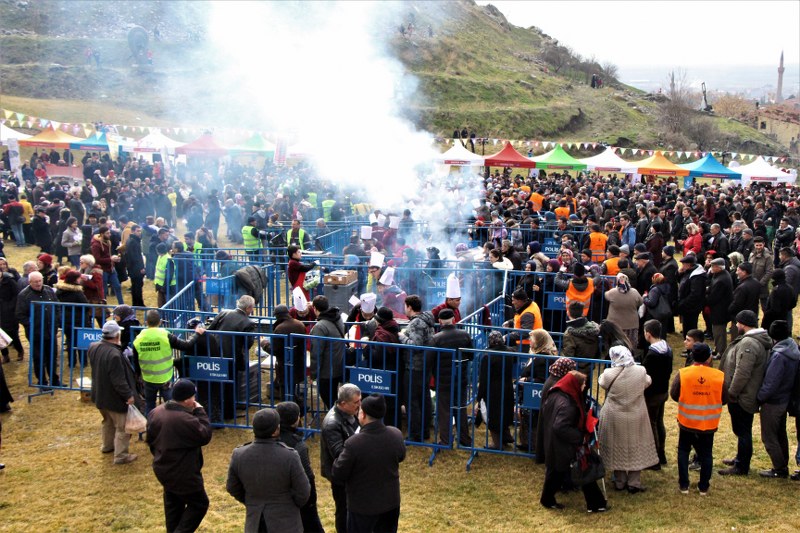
[438,308,455,321]
[171,379,197,402]
[276,401,301,429]
[663,245,675,256]
[529,241,541,254]
[64,270,81,285]
[735,310,758,328]
[573,263,586,277]
[37,253,53,266]
[252,408,280,438]
[769,320,791,342]
[549,357,577,379]
[488,330,505,347]
[274,304,290,320]
[619,244,630,255]
[375,306,393,323]
[737,262,753,275]
[691,343,712,363]
[360,393,387,419]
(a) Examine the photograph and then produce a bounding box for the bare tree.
[540,43,571,73]
[714,94,757,123]
[687,116,720,151]
[659,69,695,135]
[601,61,619,81]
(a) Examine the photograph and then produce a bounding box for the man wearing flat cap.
[718,310,771,476]
[227,407,310,533]
[88,320,142,465]
[332,394,406,533]
[147,378,213,533]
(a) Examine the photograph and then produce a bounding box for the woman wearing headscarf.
[598,345,658,494]
[476,331,514,450]
[517,329,561,451]
[534,356,577,463]
[539,370,608,512]
[113,304,141,350]
[604,273,643,348]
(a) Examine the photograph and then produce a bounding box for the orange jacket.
[676,365,725,432]
[566,277,594,315]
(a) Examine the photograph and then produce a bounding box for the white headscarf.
[609,345,635,368]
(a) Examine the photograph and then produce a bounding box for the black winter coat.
[476,345,515,432]
[540,389,584,472]
[762,281,797,331]
[0,269,20,331]
[707,270,733,325]
[676,266,707,315]
[431,325,473,386]
[728,276,761,319]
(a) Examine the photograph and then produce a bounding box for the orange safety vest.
[677,365,725,432]
[513,301,543,344]
[603,257,620,276]
[588,232,608,262]
[531,192,544,212]
[554,207,570,220]
[565,277,594,316]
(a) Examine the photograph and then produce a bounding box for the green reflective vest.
[154,254,176,288]
[133,327,174,384]
[242,225,261,249]
[307,192,318,208]
[287,228,307,250]
[322,199,336,221]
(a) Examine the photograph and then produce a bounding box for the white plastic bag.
[125,404,147,434]
[0,327,11,350]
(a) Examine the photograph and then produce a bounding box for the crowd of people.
[3,149,800,527]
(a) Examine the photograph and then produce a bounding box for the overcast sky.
[477,1,799,68]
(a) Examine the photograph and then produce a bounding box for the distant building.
[757,104,800,154]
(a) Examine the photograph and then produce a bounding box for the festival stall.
[731,156,795,187]
[578,147,636,174]
[678,153,742,187]
[70,132,110,152]
[229,133,276,158]
[628,151,689,185]
[484,141,536,168]
[133,130,185,153]
[175,132,228,157]
[435,141,485,166]
[530,144,587,171]
[18,127,84,149]
[0,124,32,145]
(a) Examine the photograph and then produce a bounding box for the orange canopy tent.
[629,151,689,176]
[18,127,84,149]
[484,142,537,168]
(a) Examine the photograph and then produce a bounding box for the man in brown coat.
[271,304,308,406]
[146,379,213,533]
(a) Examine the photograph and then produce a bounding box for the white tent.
[732,156,795,187]
[0,124,32,145]
[133,130,185,153]
[578,147,637,173]
[435,141,485,166]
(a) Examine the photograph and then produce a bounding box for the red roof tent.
[484,141,537,168]
[175,133,228,157]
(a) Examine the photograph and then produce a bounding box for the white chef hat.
[360,293,377,314]
[445,273,461,299]
[292,287,308,312]
[348,295,360,307]
[379,266,394,286]
[377,214,387,226]
[360,225,372,240]
[369,251,385,268]
[389,216,401,230]
[368,213,378,225]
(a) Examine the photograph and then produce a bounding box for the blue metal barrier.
[456,348,612,470]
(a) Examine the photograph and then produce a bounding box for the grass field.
[2,220,800,532]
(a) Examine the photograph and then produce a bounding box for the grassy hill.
[0,0,785,155]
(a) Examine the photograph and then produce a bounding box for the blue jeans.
[68,254,81,268]
[103,269,124,304]
[677,428,714,491]
[144,381,172,416]
[11,222,25,246]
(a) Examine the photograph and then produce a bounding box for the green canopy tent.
[230,133,276,157]
[530,144,587,171]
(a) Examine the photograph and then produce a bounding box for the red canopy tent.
[174,133,228,157]
[484,142,536,168]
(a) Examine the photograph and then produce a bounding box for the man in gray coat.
[226,408,310,533]
[718,310,772,476]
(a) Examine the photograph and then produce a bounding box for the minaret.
[777,50,785,104]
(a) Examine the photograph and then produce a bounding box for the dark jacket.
[310,307,346,380]
[330,420,406,515]
[540,388,584,472]
[643,340,673,398]
[273,316,308,387]
[125,233,145,276]
[370,318,401,371]
[227,437,310,533]
[431,324,473,386]
[561,316,600,375]
[88,340,138,413]
[757,338,800,405]
[676,265,707,315]
[720,328,772,414]
[728,276,761,319]
[636,261,657,295]
[0,269,21,331]
[780,256,800,295]
[477,344,515,432]
[207,308,255,371]
[659,257,680,303]
[15,283,59,331]
[320,405,359,481]
[707,269,733,325]
[762,281,797,331]
[55,281,91,328]
[146,401,212,495]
